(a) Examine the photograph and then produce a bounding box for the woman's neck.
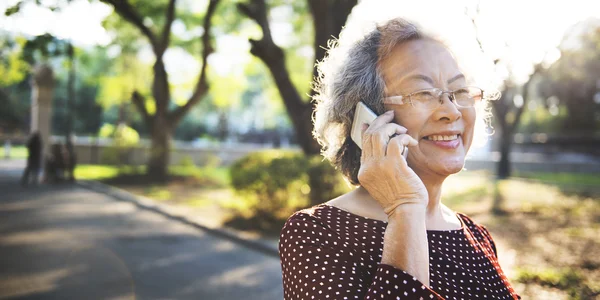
[418,173,446,218]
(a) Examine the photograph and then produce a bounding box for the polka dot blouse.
[279,204,520,299]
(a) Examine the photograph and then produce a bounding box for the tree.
[0,33,29,131]
[489,68,541,180]
[538,20,600,133]
[237,0,358,155]
[98,0,221,180]
[466,4,544,180]
[237,0,358,206]
[5,0,221,179]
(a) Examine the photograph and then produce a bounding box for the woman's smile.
[421,131,463,150]
[421,135,461,150]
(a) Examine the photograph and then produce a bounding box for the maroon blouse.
[279,204,520,299]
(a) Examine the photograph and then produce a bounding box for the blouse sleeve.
[279,212,443,300]
[476,224,498,258]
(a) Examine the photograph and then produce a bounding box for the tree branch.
[237,0,306,112]
[169,0,220,125]
[238,0,350,154]
[465,0,486,55]
[238,0,272,42]
[158,0,177,57]
[101,0,159,52]
[508,64,542,132]
[131,90,153,127]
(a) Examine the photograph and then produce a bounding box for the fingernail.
[386,110,394,115]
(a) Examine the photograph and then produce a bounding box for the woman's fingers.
[362,111,406,155]
[369,110,395,129]
[370,123,408,157]
[387,134,418,158]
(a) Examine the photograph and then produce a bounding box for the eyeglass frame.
[382,86,498,109]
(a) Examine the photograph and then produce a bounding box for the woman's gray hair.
[312,18,429,185]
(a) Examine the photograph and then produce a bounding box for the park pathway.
[0,160,283,300]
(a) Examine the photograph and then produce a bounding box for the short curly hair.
[312,18,493,186]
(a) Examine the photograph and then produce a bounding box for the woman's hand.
[357,110,429,216]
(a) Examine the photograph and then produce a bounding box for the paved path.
[0,161,283,300]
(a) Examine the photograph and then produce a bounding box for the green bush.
[99,123,140,165]
[178,155,197,169]
[306,155,349,206]
[229,150,348,217]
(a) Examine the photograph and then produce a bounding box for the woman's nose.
[433,93,461,122]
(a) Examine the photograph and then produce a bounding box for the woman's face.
[380,39,475,177]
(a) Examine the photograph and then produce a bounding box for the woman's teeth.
[425,134,459,141]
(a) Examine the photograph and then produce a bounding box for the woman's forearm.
[380,203,430,286]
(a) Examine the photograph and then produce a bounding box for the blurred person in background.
[279,18,520,299]
[20,132,42,186]
[4,139,11,159]
[44,143,66,183]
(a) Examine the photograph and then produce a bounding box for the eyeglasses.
[383,86,495,110]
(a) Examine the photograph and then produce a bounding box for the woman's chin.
[433,157,466,176]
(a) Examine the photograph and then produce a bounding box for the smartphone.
[351,102,377,150]
[351,101,408,157]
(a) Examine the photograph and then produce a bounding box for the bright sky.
[0,0,112,46]
[1,0,599,87]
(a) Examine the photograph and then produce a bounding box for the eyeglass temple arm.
[382,95,406,105]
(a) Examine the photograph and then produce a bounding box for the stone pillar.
[30,64,55,163]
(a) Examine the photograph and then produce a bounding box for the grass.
[515,267,598,299]
[513,171,600,187]
[3,145,27,159]
[75,164,229,187]
[75,165,120,181]
[515,267,584,291]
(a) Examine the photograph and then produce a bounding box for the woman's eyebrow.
[404,74,434,85]
[403,74,465,85]
[447,74,465,84]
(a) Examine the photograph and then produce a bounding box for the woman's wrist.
[382,202,429,284]
[387,201,427,221]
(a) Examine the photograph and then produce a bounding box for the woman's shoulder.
[456,212,492,234]
[281,204,335,231]
[280,203,372,241]
[456,212,476,226]
[278,204,342,252]
[456,212,498,255]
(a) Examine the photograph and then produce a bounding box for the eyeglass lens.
[411,88,482,109]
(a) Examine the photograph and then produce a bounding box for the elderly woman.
[279,18,520,299]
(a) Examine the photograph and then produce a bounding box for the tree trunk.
[258,42,320,154]
[296,104,319,155]
[147,115,171,181]
[496,129,512,179]
[238,0,356,156]
[492,125,512,215]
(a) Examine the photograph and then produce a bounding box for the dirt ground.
[448,179,600,299]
